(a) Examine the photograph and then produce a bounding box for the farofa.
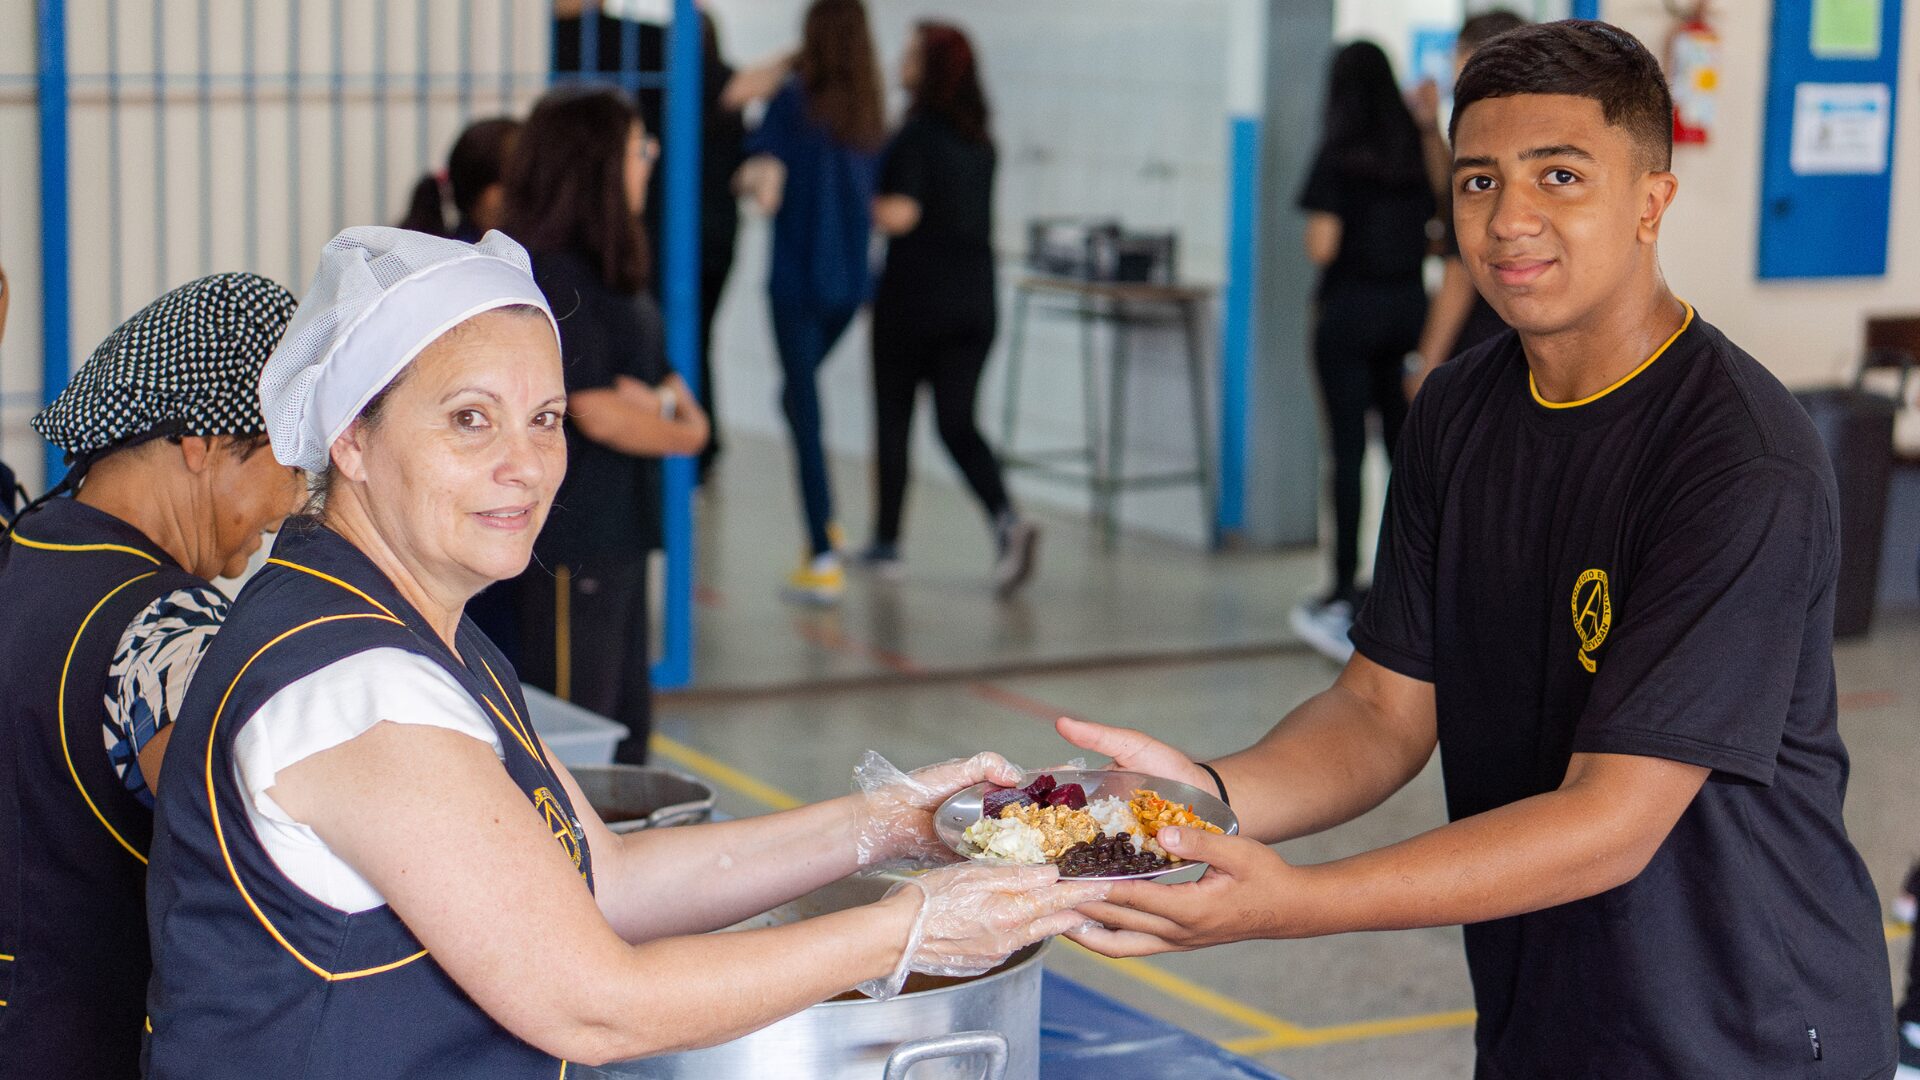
[997,802,1100,860]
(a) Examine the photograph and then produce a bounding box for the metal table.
[999,276,1219,550]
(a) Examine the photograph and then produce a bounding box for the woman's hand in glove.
[859,864,1109,1000]
[851,750,1025,869]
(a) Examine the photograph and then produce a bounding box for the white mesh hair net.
[258,226,559,472]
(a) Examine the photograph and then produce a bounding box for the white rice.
[1086,796,1146,851]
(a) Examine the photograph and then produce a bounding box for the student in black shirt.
[1407,10,1525,398]
[1059,21,1895,1079]
[551,11,746,485]
[503,87,709,764]
[1292,41,1436,663]
[862,21,1037,596]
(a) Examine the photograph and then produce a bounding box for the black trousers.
[869,300,1010,546]
[696,252,734,483]
[515,556,653,765]
[1311,282,1427,600]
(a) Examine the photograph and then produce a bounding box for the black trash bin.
[1797,388,1898,638]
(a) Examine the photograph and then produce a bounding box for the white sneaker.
[993,519,1041,597]
[1899,1022,1920,1078]
[857,542,906,583]
[1290,597,1355,664]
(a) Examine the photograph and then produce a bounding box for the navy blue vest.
[0,498,202,1080]
[144,522,594,1080]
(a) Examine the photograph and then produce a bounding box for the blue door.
[1758,0,1905,279]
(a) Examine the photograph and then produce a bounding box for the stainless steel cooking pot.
[569,765,714,832]
[574,875,1042,1080]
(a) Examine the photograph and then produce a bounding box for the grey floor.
[657,434,1920,1080]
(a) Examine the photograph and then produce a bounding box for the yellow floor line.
[1221,1010,1480,1054]
[1889,920,1911,942]
[1058,941,1309,1039]
[649,734,804,811]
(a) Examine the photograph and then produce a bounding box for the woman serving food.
[142,227,1104,1079]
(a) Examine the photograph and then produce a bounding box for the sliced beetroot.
[981,787,1030,818]
[1023,773,1057,800]
[1045,783,1087,810]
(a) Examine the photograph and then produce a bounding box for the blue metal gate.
[27,0,703,687]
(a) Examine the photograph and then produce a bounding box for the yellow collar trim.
[1529,302,1695,410]
[4,532,163,565]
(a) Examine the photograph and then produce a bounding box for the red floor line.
[788,620,1079,725]
[968,681,1077,723]
[790,619,926,676]
[1838,690,1898,710]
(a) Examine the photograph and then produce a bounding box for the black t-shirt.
[1352,310,1894,1079]
[530,249,670,564]
[875,114,996,323]
[1297,149,1435,297]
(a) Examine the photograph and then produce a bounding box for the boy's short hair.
[1457,11,1526,54]
[1450,20,1673,171]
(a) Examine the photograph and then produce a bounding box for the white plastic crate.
[524,687,630,768]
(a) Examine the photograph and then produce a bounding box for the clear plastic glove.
[851,750,1025,869]
[857,864,1109,1001]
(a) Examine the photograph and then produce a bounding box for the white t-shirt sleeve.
[232,647,504,914]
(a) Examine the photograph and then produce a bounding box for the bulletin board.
[1757,0,1905,278]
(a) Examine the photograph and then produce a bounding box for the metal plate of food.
[935,769,1239,883]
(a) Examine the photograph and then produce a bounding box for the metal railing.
[23,0,703,686]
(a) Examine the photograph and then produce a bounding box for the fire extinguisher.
[1668,2,1718,145]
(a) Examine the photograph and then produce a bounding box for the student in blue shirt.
[736,0,885,605]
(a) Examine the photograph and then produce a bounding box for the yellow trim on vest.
[0,953,13,961]
[1529,303,1695,409]
[7,531,163,565]
[205,611,430,982]
[62,570,161,864]
[265,558,400,621]
[554,566,572,701]
[477,657,543,765]
[559,1061,568,1078]
[145,1016,152,1033]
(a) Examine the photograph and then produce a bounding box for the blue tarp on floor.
[1041,973,1290,1079]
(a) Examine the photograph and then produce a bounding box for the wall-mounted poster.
[1789,82,1892,174]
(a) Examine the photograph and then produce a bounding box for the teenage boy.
[1062,21,1895,1079]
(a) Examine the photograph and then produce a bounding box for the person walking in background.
[735,0,886,606]
[861,21,1037,597]
[1290,41,1435,663]
[689,10,747,487]
[396,116,521,242]
[503,86,709,766]
[1405,9,1526,399]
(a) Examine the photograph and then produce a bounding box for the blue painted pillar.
[35,0,71,491]
[654,0,702,690]
[1218,0,1267,536]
